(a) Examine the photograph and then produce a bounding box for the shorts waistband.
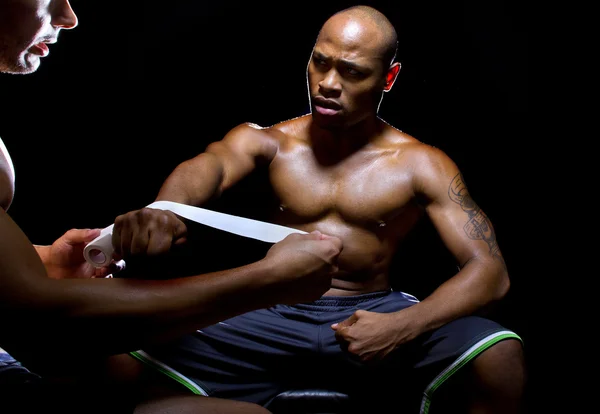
[292,289,392,310]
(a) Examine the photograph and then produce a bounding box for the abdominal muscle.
[282,214,397,296]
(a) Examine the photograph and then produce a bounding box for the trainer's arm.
[156,123,279,205]
[0,209,288,367]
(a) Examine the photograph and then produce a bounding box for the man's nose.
[318,70,342,95]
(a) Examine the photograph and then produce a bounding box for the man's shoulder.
[230,115,309,145]
[379,126,456,179]
[229,121,285,140]
[218,122,278,147]
[265,114,310,139]
[380,125,438,157]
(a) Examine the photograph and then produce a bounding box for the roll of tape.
[83,224,115,267]
[83,201,307,267]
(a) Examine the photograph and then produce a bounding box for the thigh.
[135,308,320,405]
[409,316,522,413]
[319,301,521,413]
[134,394,271,414]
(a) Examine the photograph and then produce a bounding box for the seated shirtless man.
[111,5,526,413]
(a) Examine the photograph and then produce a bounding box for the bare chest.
[268,150,415,225]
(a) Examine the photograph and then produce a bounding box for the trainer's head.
[307,5,400,129]
[0,0,78,74]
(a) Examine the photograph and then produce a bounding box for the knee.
[480,338,525,368]
[472,338,526,390]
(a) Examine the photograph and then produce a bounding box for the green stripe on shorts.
[420,330,523,414]
[130,350,209,396]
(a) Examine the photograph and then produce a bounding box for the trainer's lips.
[313,96,342,116]
[30,40,54,57]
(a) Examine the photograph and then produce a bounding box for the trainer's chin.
[6,54,41,74]
[8,52,43,74]
[22,52,41,73]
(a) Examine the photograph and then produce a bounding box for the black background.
[1,0,535,407]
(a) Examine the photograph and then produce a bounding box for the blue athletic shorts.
[132,290,522,413]
[0,350,40,386]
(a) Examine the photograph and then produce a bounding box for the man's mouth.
[313,96,342,116]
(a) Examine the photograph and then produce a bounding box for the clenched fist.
[112,207,188,258]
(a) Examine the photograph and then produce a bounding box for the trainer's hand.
[112,208,187,258]
[37,228,119,279]
[264,231,343,304]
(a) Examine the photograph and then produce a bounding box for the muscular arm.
[155,123,279,205]
[406,146,510,333]
[110,123,281,261]
[0,208,290,371]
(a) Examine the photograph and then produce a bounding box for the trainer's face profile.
[0,0,78,74]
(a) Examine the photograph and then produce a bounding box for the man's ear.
[384,62,401,92]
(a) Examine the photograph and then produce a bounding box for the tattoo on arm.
[448,173,506,270]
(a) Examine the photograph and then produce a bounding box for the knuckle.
[137,208,155,221]
[113,214,125,227]
[165,210,179,221]
[157,213,171,228]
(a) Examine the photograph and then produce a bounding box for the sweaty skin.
[240,118,423,296]
[108,7,525,413]
[154,117,506,305]
[118,5,509,333]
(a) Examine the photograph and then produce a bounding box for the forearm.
[403,257,510,334]
[1,210,282,361]
[32,259,280,351]
[5,256,284,369]
[155,153,225,206]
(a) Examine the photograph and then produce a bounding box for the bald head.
[319,5,398,66]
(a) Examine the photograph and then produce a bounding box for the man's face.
[307,18,388,129]
[0,0,78,74]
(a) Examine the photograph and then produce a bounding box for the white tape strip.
[83,201,307,268]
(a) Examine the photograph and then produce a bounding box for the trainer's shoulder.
[0,137,15,212]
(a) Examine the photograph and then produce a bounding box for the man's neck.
[309,114,382,164]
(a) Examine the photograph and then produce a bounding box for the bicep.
[427,174,502,266]
[157,124,278,202]
[416,151,503,267]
